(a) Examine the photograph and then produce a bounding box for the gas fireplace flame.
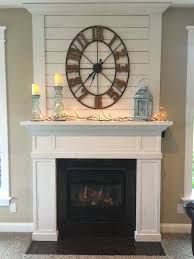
[79,185,113,207]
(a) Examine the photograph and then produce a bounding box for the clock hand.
[80,67,115,69]
[97,73,99,95]
[97,41,98,64]
[80,60,103,70]
[74,71,95,94]
[89,73,96,87]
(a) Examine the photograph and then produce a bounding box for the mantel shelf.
[21,120,173,136]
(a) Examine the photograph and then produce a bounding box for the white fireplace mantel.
[21,120,173,135]
[21,120,172,242]
[2,1,194,9]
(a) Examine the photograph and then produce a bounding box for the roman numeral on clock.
[108,35,118,48]
[68,77,82,88]
[67,48,81,62]
[114,79,127,88]
[116,64,129,73]
[107,88,120,101]
[77,88,89,101]
[75,32,89,50]
[114,48,127,60]
[66,64,79,73]
[92,26,104,41]
[94,96,102,109]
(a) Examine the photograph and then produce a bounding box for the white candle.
[55,73,64,86]
[32,84,40,95]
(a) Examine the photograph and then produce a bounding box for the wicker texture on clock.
[66,26,130,109]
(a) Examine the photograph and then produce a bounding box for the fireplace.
[57,159,136,239]
[21,120,173,241]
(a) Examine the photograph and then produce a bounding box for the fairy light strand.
[32,108,168,122]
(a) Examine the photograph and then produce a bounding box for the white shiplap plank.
[45,63,148,75]
[45,39,149,52]
[46,74,144,87]
[46,85,140,99]
[46,108,134,118]
[45,16,149,28]
[33,15,46,114]
[44,14,151,116]
[47,96,134,110]
[45,51,149,64]
[45,27,149,40]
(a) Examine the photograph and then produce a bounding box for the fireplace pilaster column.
[135,159,161,242]
[32,158,58,241]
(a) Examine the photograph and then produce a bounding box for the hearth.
[57,159,136,239]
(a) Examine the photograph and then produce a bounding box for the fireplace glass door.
[67,170,125,220]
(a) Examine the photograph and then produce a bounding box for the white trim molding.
[0,222,33,232]
[24,2,171,15]
[2,1,194,9]
[0,26,10,206]
[183,26,194,201]
[0,222,190,234]
[161,223,191,234]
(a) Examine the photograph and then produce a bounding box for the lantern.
[134,80,153,120]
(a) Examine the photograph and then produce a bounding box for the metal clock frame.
[65,25,130,109]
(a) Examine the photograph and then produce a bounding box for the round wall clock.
[66,26,130,109]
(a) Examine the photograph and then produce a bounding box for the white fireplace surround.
[21,120,172,242]
[21,0,173,243]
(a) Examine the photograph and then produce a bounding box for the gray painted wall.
[0,9,32,222]
[160,7,194,223]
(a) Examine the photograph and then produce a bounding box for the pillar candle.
[55,73,64,86]
[32,84,40,95]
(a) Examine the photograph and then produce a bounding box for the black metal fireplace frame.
[57,159,136,239]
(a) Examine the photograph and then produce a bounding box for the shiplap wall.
[44,15,151,117]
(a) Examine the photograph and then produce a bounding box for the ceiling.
[1,0,194,8]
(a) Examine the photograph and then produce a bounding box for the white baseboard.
[0,222,191,234]
[161,223,191,233]
[0,223,33,232]
[135,231,161,242]
[32,231,58,241]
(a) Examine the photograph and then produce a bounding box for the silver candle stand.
[54,85,64,119]
[32,95,41,120]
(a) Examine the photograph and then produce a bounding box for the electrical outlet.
[177,203,184,215]
[10,200,16,213]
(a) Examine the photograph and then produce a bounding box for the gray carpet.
[23,256,168,259]
[0,233,193,259]
[0,233,31,259]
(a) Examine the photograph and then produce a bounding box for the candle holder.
[54,86,64,119]
[32,95,41,120]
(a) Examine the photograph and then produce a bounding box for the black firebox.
[57,159,136,239]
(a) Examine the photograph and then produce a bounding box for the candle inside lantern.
[55,73,64,86]
[32,83,40,95]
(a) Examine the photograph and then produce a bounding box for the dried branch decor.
[32,108,168,122]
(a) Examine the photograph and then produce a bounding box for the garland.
[32,107,168,122]
[38,111,134,122]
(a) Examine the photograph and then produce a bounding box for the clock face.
[66,26,130,109]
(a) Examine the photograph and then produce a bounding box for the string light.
[35,111,134,122]
[151,106,168,121]
[32,108,168,122]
